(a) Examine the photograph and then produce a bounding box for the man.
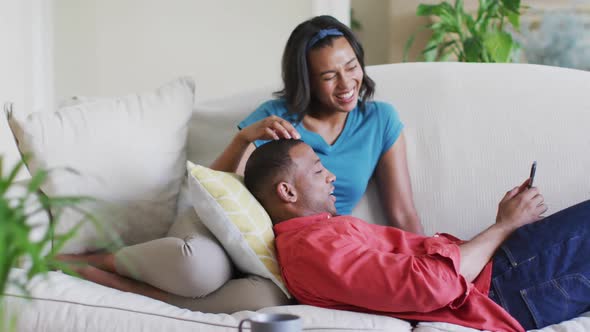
[244,139,590,332]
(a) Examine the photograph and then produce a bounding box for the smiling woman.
[211,15,424,235]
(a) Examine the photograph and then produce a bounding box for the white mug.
[238,313,302,332]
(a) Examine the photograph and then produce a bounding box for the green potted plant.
[0,156,88,329]
[404,0,523,62]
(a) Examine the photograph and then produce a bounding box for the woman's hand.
[238,115,301,143]
[210,116,301,173]
[495,178,548,231]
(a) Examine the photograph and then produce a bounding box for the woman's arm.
[209,115,300,174]
[209,135,255,174]
[374,132,424,234]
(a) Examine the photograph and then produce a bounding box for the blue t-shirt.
[239,99,404,215]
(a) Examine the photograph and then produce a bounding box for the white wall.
[1,0,53,112]
[1,0,34,114]
[312,0,351,27]
[1,0,35,174]
[53,0,351,102]
[351,0,391,65]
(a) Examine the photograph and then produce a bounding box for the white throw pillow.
[9,77,195,253]
[186,162,290,298]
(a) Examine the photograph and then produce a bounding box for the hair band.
[307,28,344,51]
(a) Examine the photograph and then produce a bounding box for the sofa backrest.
[190,63,590,239]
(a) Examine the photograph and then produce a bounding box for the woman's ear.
[276,181,297,203]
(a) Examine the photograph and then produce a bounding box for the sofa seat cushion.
[413,315,590,332]
[3,268,412,332]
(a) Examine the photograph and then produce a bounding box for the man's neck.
[272,208,330,225]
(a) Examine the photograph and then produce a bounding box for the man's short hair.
[244,139,305,203]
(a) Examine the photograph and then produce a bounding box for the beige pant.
[114,207,291,312]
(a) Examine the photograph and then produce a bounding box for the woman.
[212,15,423,234]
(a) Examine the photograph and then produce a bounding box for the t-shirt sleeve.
[380,102,405,155]
[237,100,275,147]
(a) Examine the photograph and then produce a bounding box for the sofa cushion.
[8,77,195,253]
[413,315,590,332]
[186,162,289,297]
[4,268,412,331]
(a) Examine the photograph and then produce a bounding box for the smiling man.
[243,139,590,332]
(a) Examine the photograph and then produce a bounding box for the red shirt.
[274,213,523,332]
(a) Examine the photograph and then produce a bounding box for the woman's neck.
[303,108,349,145]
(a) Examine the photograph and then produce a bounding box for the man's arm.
[458,223,513,282]
[458,180,547,282]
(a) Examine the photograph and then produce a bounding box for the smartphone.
[528,161,537,189]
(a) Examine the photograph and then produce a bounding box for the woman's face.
[307,36,363,114]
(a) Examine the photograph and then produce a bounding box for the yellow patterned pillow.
[186,161,290,297]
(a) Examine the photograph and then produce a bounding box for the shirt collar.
[273,213,332,235]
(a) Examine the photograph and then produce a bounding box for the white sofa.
[2,63,590,331]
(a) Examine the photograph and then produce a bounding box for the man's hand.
[458,179,548,282]
[496,178,548,232]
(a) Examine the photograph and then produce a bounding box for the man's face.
[289,143,338,215]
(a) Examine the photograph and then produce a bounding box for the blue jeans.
[488,200,590,330]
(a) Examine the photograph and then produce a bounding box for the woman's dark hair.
[244,139,305,204]
[274,15,375,118]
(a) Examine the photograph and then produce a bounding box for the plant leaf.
[420,31,446,61]
[0,155,95,300]
[39,195,91,208]
[501,0,521,13]
[416,4,443,16]
[0,160,23,195]
[507,11,520,30]
[439,47,456,61]
[403,34,417,62]
[463,37,483,62]
[483,31,514,62]
[463,12,477,36]
[434,40,458,61]
[27,169,48,194]
[50,220,85,255]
